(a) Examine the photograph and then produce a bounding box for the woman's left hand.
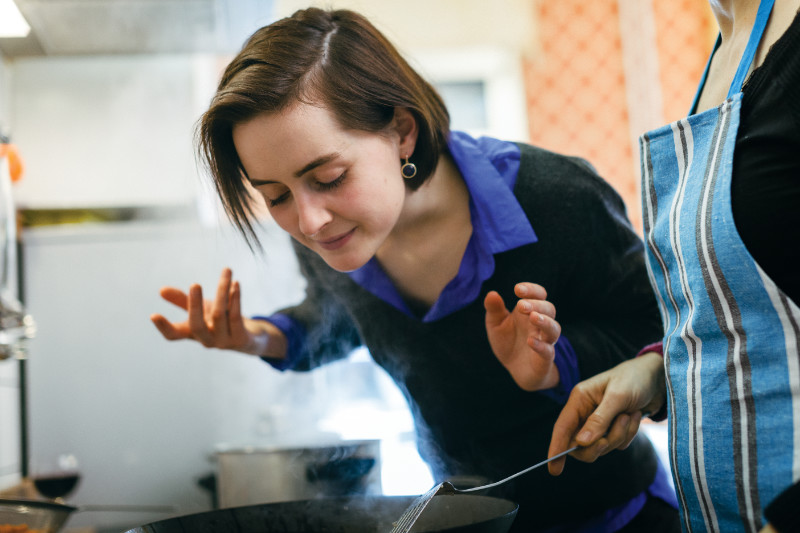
[484,282,561,391]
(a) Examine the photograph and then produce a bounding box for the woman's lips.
[316,228,355,251]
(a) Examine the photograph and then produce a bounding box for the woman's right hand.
[546,351,667,476]
[150,267,275,356]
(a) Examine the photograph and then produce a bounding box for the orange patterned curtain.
[523,0,715,233]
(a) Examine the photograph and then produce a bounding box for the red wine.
[32,473,80,499]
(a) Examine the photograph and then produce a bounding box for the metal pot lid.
[213,438,380,455]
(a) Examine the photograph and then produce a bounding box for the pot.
[124,494,518,533]
[215,440,381,507]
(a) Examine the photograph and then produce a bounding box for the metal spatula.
[390,445,578,533]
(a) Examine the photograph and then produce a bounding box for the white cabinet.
[0,58,10,127]
[9,55,217,209]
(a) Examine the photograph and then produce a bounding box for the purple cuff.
[637,341,667,421]
[637,342,663,357]
[252,313,306,371]
[537,335,578,404]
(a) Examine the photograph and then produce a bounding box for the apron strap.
[688,0,776,115]
[728,0,776,97]
[689,36,720,115]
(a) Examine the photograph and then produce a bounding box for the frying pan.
[0,497,176,532]
[0,498,76,531]
[123,494,518,533]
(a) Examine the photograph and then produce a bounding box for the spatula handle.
[458,410,654,493]
[457,445,579,493]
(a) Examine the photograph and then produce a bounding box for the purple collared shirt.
[261,130,677,531]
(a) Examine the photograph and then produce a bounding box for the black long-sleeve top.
[733,8,800,531]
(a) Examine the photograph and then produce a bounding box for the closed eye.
[316,172,346,191]
[267,191,290,207]
[265,172,345,207]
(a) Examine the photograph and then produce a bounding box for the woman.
[150,8,679,531]
[548,1,800,532]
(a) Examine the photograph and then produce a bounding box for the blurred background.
[0,0,715,531]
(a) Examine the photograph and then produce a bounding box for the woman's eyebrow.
[294,152,340,177]
[247,152,340,186]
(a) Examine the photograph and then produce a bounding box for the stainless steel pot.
[215,440,381,508]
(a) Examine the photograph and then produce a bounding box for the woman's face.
[233,103,408,272]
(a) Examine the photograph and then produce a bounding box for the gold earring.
[401,156,417,179]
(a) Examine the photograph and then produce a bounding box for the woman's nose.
[296,193,333,237]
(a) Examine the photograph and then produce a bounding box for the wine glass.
[31,453,81,503]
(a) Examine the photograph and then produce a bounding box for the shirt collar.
[448,130,536,253]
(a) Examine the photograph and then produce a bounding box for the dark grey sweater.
[276,143,664,531]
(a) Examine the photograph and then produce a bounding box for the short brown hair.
[197,7,451,246]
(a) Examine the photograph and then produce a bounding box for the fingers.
[574,403,618,447]
[571,413,631,462]
[150,313,186,340]
[527,333,555,363]
[525,310,561,347]
[563,410,644,464]
[513,283,559,345]
[156,268,250,351]
[514,282,547,301]
[484,290,509,329]
[548,358,656,477]
[549,409,645,476]
[516,298,555,318]
[188,283,214,345]
[548,373,612,475]
[617,411,643,450]
[604,413,633,449]
[159,287,189,309]
[515,296,555,319]
[548,391,589,475]
[228,281,249,340]
[514,300,560,352]
[211,268,233,338]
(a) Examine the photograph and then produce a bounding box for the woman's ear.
[393,107,419,157]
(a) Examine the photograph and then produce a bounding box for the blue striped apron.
[639,1,800,531]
